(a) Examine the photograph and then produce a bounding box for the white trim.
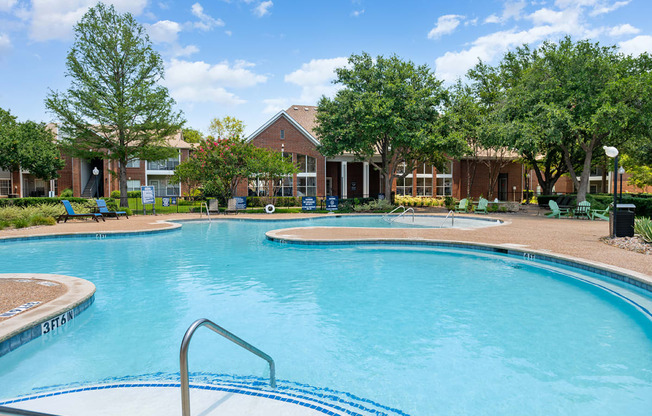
[247,110,320,147]
[363,162,369,198]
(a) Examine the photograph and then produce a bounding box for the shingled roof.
[285,105,319,140]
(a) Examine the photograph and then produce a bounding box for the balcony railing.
[147,160,179,171]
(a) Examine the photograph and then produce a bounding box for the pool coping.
[265,228,652,293]
[0,274,96,357]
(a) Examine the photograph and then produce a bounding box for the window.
[249,178,268,196]
[127,180,141,192]
[296,154,317,196]
[126,159,140,168]
[275,176,293,196]
[147,154,179,171]
[297,177,316,196]
[280,129,285,139]
[0,179,10,196]
[415,164,433,196]
[165,183,180,196]
[436,162,453,197]
[395,162,411,195]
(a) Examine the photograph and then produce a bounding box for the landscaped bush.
[0,199,102,229]
[110,190,121,198]
[635,217,652,243]
[353,199,394,212]
[394,196,445,207]
[246,196,303,207]
[60,188,74,197]
[0,197,89,208]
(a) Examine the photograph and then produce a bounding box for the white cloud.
[428,14,465,40]
[590,0,630,16]
[0,33,11,55]
[146,20,182,43]
[351,9,364,17]
[619,35,652,56]
[485,0,526,24]
[253,1,273,17]
[27,0,148,41]
[164,58,267,105]
[262,98,291,114]
[285,57,348,103]
[191,3,225,30]
[0,0,17,12]
[170,44,199,57]
[609,24,639,37]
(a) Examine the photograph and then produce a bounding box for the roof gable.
[247,109,320,146]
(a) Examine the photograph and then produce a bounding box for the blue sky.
[1,0,651,136]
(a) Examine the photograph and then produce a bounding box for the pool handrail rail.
[179,318,276,416]
[439,210,455,228]
[0,406,63,416]
[383,205,414,223]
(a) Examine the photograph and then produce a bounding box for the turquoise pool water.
[0,218,651,416]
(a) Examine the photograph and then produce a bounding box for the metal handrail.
[0,406,62,416]
[383,205,406,222]
[180,318,276,416]
[394,207,415,223]
[199,201,211,222]
[439,210,455,228]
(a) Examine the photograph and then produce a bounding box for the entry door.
[326,177,333,196]
[150,180,160,196]
[498,173,508,201]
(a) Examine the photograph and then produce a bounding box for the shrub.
[60,188,74,198]
[635,217,652,243]
[29,215,56,226]
[0,220,8,230]
[12,218,30,228]
[110,190,121,198]
[353,199,394,212]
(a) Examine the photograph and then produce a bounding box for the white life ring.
[265,204,275,214]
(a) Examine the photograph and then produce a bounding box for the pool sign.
[170,196,177,205]
[235,196,247,210]
[326,196,339,211]
[141,186,156,215]
[162,197,170,207]
[302,196,317,211]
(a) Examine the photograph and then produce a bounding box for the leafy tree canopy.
[0,107,64,180]
[45,3,184,205]
[208,116,245,140]
[315,52,466,198]
[182,128,204,144]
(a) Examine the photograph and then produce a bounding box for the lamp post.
[603,146,618,238]
[92,167,99,198]
[618,166,625,202]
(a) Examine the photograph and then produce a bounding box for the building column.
[341,161,347,199]
[363,162,369,198]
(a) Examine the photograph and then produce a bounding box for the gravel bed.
[601,235,652,255]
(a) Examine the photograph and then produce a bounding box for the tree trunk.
[119,159,128,207]
[576,146,594,202]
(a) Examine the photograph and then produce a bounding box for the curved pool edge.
[265,229,652,294]
[0,274,96,357]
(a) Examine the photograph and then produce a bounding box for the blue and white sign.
[235,196,247,210]
[141,186,155,205]
[302,196,317,211]
[326,196,339,211]
[378,193,385,200]
[170,196,178,205]
[162,197,170,207]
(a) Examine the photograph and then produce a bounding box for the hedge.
[0,197,90,207]
[536,193,652,217]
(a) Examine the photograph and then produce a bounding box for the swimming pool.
[1,219,651,415]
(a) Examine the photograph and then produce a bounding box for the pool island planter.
[0,274,96,357]
[265,229,652,294]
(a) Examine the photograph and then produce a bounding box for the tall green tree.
[182,128,204,144]
[208,116,245,139]
[315,53,465,198]
[499,37,651,201]
[45,3,184,206]
[0,108,64,180]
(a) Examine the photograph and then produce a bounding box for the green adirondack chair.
[546,200,569,218]
[455,198,468,213]
[572,201,591,219]
[475,197,489,214]
[590,205,611,221]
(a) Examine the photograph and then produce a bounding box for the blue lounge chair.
[57,200,104,223]
[97,199,129,219]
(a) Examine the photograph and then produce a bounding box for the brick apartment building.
[0,127,193,199]
[245,105,528,201]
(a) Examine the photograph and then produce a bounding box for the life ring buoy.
[265,204,275,214]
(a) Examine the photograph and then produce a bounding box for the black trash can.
[610,203,636,237]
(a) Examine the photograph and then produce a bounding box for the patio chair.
[475,197,489,214]
[454,198,468,213]
[225,198,238,215]
[96,199,129,219]
[545,200,570,218]
[572,201,591,219]
[590,205,610,221]
[57,200,104,223]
